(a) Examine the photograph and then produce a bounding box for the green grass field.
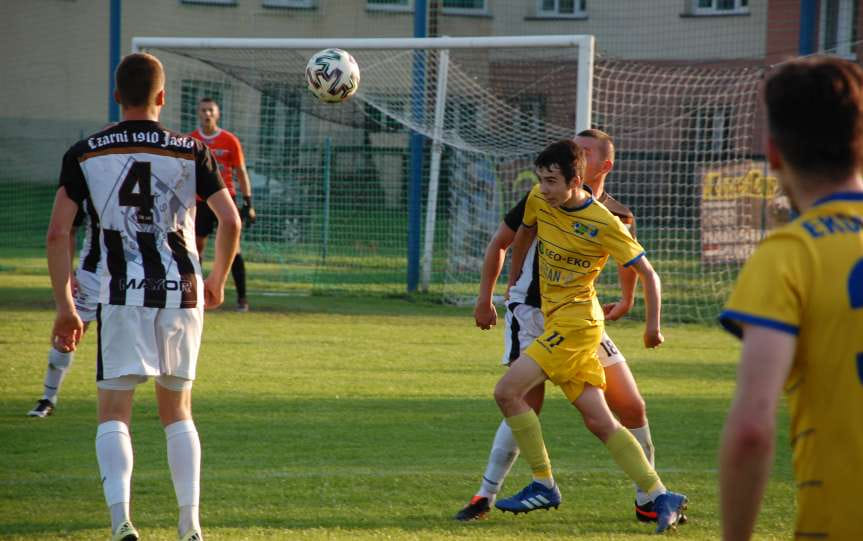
[0,250,794,540]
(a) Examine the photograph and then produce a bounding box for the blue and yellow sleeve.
[604,215,645,267]
[719,233,811,339]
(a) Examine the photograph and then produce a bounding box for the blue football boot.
[495,481,561,514]
[653,491,688,534]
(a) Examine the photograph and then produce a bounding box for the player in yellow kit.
[719,57,863,540]
[494,140,687,534]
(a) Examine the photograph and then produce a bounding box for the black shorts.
[195,201,218,237]
[195,198,239,237]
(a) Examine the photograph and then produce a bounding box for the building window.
[367,0,412,12]
[259,86,303,172]
[820,0,857,59]
[537,0,586,18]
[689,106,731,155]
[442,0,486,15]
[508,94,546,135]
[262,0,315,7]
[692,0,749,15]
[180,0,236,5]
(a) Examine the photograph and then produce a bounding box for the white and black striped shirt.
[59,120,225,309]
[74,198,101,276]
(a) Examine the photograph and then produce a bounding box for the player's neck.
[586,176,606,200]
[561,186,591,209]
[121,105,160,122]
[788,172,863,212]
[200,125,220,136]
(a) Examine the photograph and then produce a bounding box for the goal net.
[138,35,769,322]
[136,35,593,300]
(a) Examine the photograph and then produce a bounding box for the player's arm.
[603,264,637,321]
[507,224,536,290]
[234,141,256,226]
[628,255,663,348]
[475,222,515,330]
[720,325,794,541]
[204,189,241,309]
[46,187,83,351]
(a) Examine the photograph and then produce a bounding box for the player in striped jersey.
[28,200,101,417]
[456,130,675,525]
[719,57,863,540]
[47,53,240,541]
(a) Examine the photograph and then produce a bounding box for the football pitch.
[0,251,794,540]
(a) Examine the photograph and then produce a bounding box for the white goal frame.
[132,34,595,292]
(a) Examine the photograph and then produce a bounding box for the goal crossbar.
[132,35,593,52]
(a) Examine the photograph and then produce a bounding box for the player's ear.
[155,88,165,107]
[766,136,782,171]
[601,159,613,174]
[114,89,122,106]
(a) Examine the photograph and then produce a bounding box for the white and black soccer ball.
[305,48,360,103]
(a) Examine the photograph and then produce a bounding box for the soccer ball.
[305,48,360,103]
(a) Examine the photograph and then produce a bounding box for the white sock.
[629,424,655,506]
[43,349,74,404]
[478,420,519,500]
[95,421,133,531]
[166,420,201,535]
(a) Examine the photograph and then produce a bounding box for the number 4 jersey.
[59,120,225,309]
[720,192,863,538]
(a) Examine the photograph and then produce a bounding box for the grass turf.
[0,252,794,540]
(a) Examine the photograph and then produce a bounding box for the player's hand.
[643,327,664,349]
[203,275,225,310]
[240,197,256,227]
[52,310,83,353]
[602,298,633,321]
[474,301,497,330]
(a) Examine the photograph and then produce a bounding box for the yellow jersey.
[720,192,863,539]
[522,184,645,319]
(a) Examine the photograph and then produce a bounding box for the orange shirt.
[189,128,245,196]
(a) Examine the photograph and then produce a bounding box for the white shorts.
[74,268,100,323]
[96,304,204,383]
[96,374,193,392]
[502,303,626,368]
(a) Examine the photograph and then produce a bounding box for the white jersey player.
[46,52,240,541]
[28,200,101,417]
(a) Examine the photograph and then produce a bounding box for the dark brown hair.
[577,128,615,162]
[115,53,164,108]
[765,56,863,181]
[535,139,587,184]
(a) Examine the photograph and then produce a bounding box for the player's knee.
[616,398,647,429]
[493,381,521,411]
[582,412,618,440]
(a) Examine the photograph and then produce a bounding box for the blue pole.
[407,0,427,293]
[798,0,817,55]
[109,0,121,122]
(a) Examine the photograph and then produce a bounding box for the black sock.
[232,253,246,301]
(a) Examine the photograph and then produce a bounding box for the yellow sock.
[505,410,553,481]
[605,427,664,495]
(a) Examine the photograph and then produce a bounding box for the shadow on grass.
[0,283,475,319]
[0,394,791,538]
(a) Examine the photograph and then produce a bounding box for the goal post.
[133,34,595,294]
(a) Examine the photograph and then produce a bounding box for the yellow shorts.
[524,314,605,403]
